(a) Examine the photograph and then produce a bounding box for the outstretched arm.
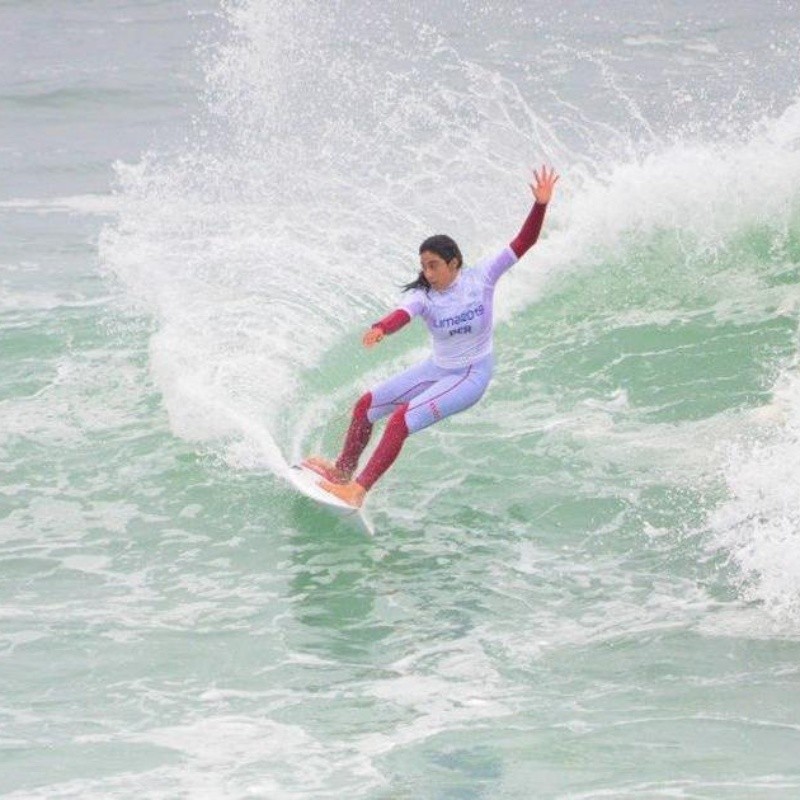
[509,165,559,258]
[362,309,412,348]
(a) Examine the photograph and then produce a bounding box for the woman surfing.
[304,165,559,507]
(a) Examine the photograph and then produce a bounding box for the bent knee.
[387,403,410,436]
[353,392,372,420]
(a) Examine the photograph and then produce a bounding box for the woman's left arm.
[362,308,412,348]
[509,165,559,258]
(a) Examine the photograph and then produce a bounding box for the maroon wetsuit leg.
[335,392,374,476]
[356,405,409,490]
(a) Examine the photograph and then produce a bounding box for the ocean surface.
[3,1,800,797]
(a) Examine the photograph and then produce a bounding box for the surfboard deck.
[286,463,375,536]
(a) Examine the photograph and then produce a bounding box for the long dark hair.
[402,234,463,293]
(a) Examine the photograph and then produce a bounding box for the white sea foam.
[708,368,800,626]
[0,194,117,215]
[4,715,385,799]
[499,95,800,316]
[357,637,512,757]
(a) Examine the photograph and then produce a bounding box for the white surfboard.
[286,464,375,536]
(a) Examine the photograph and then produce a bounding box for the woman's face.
[420,250,460,291]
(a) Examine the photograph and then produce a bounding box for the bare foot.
[320,480,367,508]
[302,456,350,484]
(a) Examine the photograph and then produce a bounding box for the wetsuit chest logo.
[432,303,485,334]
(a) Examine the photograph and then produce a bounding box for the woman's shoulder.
[472,245,518,285]
[400,287,429,315]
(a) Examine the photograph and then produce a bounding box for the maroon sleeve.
[509,202,547,258]
[373,308,411,335]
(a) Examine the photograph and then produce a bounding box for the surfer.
[305,165,559,507]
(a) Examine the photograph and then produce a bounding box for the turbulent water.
[3,1,800,797]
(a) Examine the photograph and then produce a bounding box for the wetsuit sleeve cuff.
[373,309,411,335]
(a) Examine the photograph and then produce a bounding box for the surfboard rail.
[285,464,375,535]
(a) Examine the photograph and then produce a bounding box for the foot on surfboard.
[301,456,350,483]
[302,456,351,485]
[320,479,367,508]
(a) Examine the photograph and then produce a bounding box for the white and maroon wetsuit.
[336,201,548,491]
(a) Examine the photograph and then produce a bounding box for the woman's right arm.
[509,165,559,258]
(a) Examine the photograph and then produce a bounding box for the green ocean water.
[4,1,800,798]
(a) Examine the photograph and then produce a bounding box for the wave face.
[102,1,800,619]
